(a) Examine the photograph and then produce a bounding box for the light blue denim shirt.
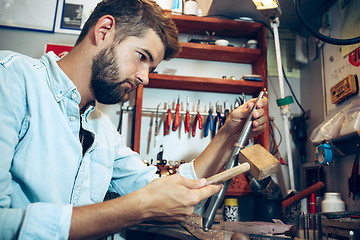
[0,51,197,239]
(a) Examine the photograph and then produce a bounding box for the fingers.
[176,176,223,202]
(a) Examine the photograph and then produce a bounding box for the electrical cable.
[295,0,360,46]
[269,118,286,165]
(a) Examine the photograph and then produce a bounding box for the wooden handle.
[206,162,250,186]
[281,181,325,208]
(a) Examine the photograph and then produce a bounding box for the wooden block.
[238,144,280,181]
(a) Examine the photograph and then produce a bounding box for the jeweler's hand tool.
[224,101,230,120]
[154,103,160,137]
[164,101,172,136]
[204,102,214,137]
[216,101,224,130]
[202,90,266,232]
[172,95,180,131]
[185,97,190,133]
[192,100,202,137]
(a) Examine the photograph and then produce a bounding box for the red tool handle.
[185,112,190,133]
[172,103,180,131]
[281,181,325,208]
[165,108,172,135]
[192,113,202,137]
[197,112,202,129]
[192,115,198,137]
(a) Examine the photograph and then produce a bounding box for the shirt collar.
[40,51,78,103]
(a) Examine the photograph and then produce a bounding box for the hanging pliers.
[164,100,172,136]
[192,100,202,137]
[204,102,214,137]
[216,101,224,130]
[172,95,180,131]
[185,97,190,133]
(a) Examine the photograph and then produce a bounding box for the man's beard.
[91,44,133,104]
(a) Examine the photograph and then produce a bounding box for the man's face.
[91,29,165,104]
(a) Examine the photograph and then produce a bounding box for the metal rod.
[121,106,225,117]
[202,90,265,231]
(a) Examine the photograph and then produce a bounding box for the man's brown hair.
[75,0,181,60]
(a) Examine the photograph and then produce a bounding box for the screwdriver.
[185,97,190,133]
[164,100,172,136]
[172,95,180,131]
[192,100,202,137]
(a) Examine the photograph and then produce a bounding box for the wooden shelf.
[178,42,261,63]
[147,73,264,94]
[171,14,263,39]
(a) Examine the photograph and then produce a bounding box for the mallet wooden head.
[238,144,280,181]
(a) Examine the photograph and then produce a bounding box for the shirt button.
[71,93,77,100]
[70,116,77,122]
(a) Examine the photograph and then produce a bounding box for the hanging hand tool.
[224,100,230,120]
[348,144,360,200]
[234,97,241,109]
[172,95,180,131]
[164,100,172,136]
[203,90,266,232]
[192,100,202,137]
[185,97,190,133]
[216,101,224,130]
[154,103,160,148]
[204,102,214,137]
[154,103,160,137]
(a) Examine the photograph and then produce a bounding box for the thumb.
[180,177,208,189]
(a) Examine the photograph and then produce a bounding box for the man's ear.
[93,15,115,45]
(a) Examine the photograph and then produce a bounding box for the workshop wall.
[300,2,360,211]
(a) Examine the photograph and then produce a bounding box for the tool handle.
[165,109,172,135]
[204,116,210,137]
[281,181,325,208]
[155,121,158,136]
[192,115,198,137]
[209,109,214,131]
[206,163,250,185]
[197,112,202,129]
[185,112,190,133]
[217,111,223,129]
[172,103,180,131]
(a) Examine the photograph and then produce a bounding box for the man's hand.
[222,97,268,141]
[139,174,222,222]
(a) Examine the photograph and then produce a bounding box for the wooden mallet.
[206,144,280,186]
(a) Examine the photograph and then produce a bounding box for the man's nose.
[135,68,149,86]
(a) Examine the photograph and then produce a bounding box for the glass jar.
[321,192,345,212]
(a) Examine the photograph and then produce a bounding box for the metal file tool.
[202,89,266,232]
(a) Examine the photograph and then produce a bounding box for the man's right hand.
[139,174,222,222]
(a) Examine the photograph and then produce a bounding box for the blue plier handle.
[204,104,214,137]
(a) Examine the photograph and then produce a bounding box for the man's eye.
[139,52,146,61]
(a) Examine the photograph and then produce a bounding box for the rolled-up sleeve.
[18,203,73,240]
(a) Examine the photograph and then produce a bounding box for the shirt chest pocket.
[89,150,114,203]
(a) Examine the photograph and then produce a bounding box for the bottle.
[184,0,198,16]
[321,192,345,212]
[223,198,239,222]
